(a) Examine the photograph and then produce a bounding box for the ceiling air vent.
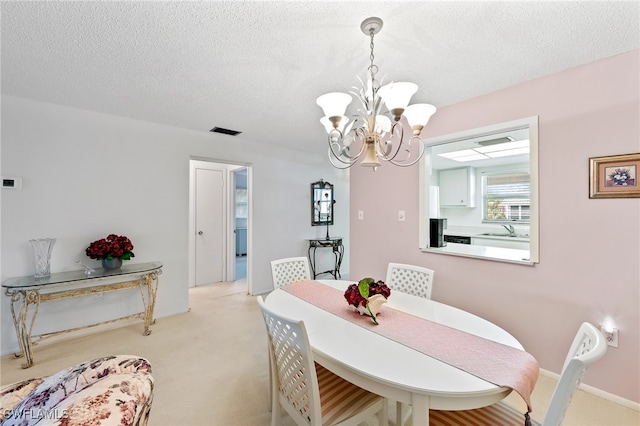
[476,136,514,146]
[210,127,242,136]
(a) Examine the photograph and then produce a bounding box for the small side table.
[307,237,344,279]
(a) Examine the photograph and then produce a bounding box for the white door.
[195,167,225,285]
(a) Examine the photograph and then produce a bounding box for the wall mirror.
[419,116,539,264]
[311,180,334,226]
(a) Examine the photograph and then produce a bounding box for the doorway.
[233,167,248,281]
[188,159,250,293]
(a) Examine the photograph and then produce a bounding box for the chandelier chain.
[368,28,377,79]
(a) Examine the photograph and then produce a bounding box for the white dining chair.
[428,322,608,426]
[385,262,435,299]
[270,257,311,289]
[266,256,311,411]
[257,296,389,426]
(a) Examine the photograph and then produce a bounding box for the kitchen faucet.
[502,224,516,236]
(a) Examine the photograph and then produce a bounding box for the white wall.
[0,95,349,355]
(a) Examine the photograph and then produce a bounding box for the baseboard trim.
[540,368,640,412]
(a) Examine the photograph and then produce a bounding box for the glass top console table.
[2,262,162,368]
[307,237,344,279]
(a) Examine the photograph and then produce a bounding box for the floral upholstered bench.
[0,355,154,426]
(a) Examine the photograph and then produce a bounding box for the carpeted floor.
[1,281,638,425]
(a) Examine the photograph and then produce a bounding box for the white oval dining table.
[264,279,527,426]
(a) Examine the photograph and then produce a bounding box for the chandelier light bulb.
[316,92,353,119]
[320,116,349,134]
[378,82,418,118]
[404,103,437,134]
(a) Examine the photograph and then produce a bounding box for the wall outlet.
[600,325,619,348]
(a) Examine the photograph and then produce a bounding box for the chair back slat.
[385,263,435,299]
[271,257,311,289]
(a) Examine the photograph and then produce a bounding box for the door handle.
[198,231,204,235]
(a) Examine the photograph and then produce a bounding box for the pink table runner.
[285,280,539,413]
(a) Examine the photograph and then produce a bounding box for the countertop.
[424,243,533,264]
[444,227,530,243]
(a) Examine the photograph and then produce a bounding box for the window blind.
[483,172,530,221]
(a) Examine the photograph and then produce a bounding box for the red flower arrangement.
[85,234,135,261]
[344,278,391,324]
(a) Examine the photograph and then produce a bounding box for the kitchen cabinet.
[439,167,475,207]
[236,189,247,218]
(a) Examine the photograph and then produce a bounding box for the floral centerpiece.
[86,234,134,269]
[344,278,391,324]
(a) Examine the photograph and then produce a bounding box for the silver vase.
[29,238,56,278]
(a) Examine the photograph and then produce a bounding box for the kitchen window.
[482,171,530,222]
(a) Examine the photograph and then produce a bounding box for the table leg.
[396,402,404,426]
[308,246,318,279]
[7,289,40,368]
[140,270,160,336]
[412,394,430,426]
[331,250,339,279]
[335,244,344,278]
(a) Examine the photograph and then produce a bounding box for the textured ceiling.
[2,1,639,157]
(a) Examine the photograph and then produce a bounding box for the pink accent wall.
[350,50,639,402]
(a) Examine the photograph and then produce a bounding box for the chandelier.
[316,17,437,170]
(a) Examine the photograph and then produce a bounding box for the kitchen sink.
[478,232,529,238]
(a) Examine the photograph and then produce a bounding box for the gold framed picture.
[589,153,640,198]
